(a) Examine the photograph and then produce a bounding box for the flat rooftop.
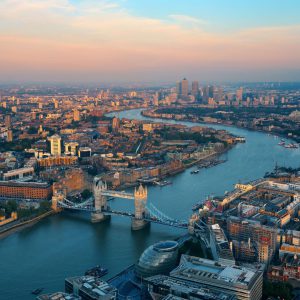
[146,274,236,300]
[66,276,117,297]
[171,255,261,289]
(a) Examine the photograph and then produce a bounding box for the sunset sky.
[1,0,300,83]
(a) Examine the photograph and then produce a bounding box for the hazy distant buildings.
[176,81,182,95]
[192,81,200,101]
[177,78,189,98]
[236,87,243,101]
[181,78,189,97]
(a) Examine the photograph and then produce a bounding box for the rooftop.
[170,255,261,289]
[66,276,117,298]
[146,275,236,300]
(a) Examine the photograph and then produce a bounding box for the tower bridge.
[51,179,188,230]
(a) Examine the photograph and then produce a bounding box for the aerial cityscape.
[1,1,300,300]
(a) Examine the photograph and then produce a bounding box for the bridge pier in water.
[91,179,110,223]
[131,185,149,230]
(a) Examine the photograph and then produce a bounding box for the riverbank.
[141,108,299,143]
[112,148,230,191]
[2,108,300,300]
[0,210,55,239]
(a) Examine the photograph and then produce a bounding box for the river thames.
[1,109,300,299]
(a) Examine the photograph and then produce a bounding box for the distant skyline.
[1,0,300,83]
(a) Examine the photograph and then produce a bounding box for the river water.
[1,108,300,299]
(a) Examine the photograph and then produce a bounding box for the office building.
[181,78,189,97]
[145,274,237,300]
[3,167,34,181]
[191,81,199,95]
[227,217,277,264]
[176,81,182,95]
[38,156,78,167]
[191,81,199,101]
[0,181,52,200]
[48,134,62,156]
[78,147,92,158]
[64,142,79,156]
[65,276,117,300]
[170,255,263,300]
[136,241,179,278]
[236,88,243,101]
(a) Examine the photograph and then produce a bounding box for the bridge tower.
[91,179,110,223]
[132,185,149,230]
[51,191,64,212]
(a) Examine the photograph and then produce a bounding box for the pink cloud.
[0,0,300,81]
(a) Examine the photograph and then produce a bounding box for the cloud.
[168,14,208,26]
[0,0,300,82]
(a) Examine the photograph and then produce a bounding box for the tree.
[81,189,92,199]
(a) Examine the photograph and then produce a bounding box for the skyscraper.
[236,87,243,101]
[176,81,182,96]
[202,86,210,103]
[192,81,199,101]
[181,78,189,97]
[191,81,199,96]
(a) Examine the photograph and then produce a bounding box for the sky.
[1,0,300,84]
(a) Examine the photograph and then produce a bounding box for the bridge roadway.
[102,209,188,228]
[57,200,188,229]
[100,190,134,200]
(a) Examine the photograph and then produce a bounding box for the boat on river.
[31,288,44,295]
[191,170,200,174]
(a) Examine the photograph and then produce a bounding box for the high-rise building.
[48,134,62,156]
[236,87,243,101]
[191,81,199,97]
[202,86,210,103]
[176,81,182,96]
[7,129,13,142]
[73,109,80,122]
[208,85,214,98]
[112,117,120,132]
[5,114,11,128]
[181,78,189,97]
[213,86,223,102]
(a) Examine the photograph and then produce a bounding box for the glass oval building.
[135,241,179,278]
